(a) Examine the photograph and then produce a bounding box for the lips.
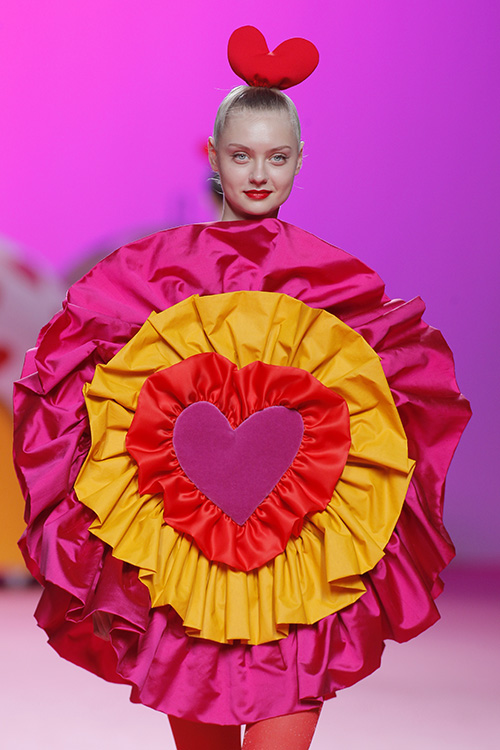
[244,190,272,200]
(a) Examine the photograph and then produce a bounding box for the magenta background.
[1,1,498,561]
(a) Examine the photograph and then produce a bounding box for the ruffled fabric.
[127,353,349,565]
[13,219,471,724]
[75,292,412,644]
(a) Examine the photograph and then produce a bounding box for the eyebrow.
[227,143,293,152]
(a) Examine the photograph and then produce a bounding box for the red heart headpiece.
[228,26,319,90]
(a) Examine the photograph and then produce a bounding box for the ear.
[295,141,304,175]
[208,137,219,172]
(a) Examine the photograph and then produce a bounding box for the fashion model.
[13,26,471,750]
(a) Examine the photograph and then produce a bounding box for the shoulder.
[64,218,387,320]
[66,223,211,318]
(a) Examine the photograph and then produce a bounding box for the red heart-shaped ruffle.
[126,352,350,571]
[228,25,319,90]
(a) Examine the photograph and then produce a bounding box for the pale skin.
[208,109,304,222]
[166,108,321,750]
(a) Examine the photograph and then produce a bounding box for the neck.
[219,200,280,222]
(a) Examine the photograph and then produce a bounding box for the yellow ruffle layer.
[76,291,414,644]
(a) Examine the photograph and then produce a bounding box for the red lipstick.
[244,190,272,200]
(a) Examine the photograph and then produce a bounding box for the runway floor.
[1,564,498,749]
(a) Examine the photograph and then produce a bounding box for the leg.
[168,715,241,750]
[242,707,322,750]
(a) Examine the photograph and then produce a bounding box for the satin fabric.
[75,292,413,644]
[127,353,350,564]
[13,219,471,724]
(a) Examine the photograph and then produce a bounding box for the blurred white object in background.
[0,236,65,580]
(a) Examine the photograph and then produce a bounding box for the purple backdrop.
[1,1,498,561]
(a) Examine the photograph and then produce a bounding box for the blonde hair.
[213,85,301,146]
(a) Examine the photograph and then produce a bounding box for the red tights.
[168,708,321,750]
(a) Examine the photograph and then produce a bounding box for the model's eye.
[232,152,249,162]
[270,154,288,164]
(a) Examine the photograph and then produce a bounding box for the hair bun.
[228,26,319,90]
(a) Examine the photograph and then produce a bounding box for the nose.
[249,159,268,186]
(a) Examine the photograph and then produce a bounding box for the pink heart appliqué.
[173,401,304,525]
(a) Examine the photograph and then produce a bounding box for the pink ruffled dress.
[13,219,471,725]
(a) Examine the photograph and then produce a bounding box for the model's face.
[208,109,303,222]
